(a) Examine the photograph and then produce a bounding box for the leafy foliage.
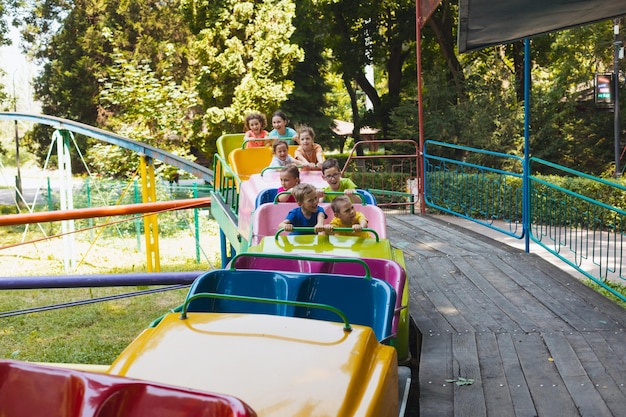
[4,0,625,179]
[19,0,194,171]
[95,47,200,177]
[185,0,304,140]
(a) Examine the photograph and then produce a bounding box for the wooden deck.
[387,214,626,417]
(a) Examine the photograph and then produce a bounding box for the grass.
[0,214,221,365]
[0,287,188,364]
[585,280,626,309]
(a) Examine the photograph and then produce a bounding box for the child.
[276,164,300,203]
[319,158,360,203]
[243,112,270,148]
[294,125,324,169]
[278,183,327,235]
[328,195,370,238]
[268,111,298,144]
[269,140,300,167]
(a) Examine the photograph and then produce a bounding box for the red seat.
[0,360,257,417]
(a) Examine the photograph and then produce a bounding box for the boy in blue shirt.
[278,183,327,235]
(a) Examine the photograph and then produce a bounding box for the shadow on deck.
[388,214,626,417]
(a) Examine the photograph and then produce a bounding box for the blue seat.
[187,270,296,316]
[294,275,395,342]
[186,270,396,343]
[255,188,278,207]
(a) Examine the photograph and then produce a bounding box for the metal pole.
[12,73,22,200]
[415,0,426,214]
[614,19,621,178]
[523,39,531,253]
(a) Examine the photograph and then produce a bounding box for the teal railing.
[423,141,525,238]
[424,140,625,302]
[529,158,625,294]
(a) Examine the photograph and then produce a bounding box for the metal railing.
[529,158,625,290]
[212,153,241,216]
[424,140,626,302]
[343,140,419,213]
[424,141,524,238]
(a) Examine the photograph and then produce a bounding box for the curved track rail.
[0,112,214,183]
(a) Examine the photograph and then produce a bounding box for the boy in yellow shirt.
[328,195,370,238]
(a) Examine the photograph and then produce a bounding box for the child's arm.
[353,213,368,233]
[315,145,325,168]
[294,150,309,166]
[288,155,304,167]
[316,188,325,202]
[277,189,293,203]
[278,219,293,232]
[343,188,361,204]
[314,211,326,233]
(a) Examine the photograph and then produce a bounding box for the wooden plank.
[513,332,579,416]
[496,252,620,332]
[512,248,626,329]
[495,332,537,417]
[475,332,516,416]
[431,257,505,333]
[481,253,585,331]
[407,285,444,334]
[419,333,454,416]
[405,256,456,333]
[565,332,626,415]
[448,256,537,332]
[451,332,487,417]
[388,215,626,416]
[387,217,481,258]
[579,331,626,397]
[417,256,476,332]
[542,332,613,417]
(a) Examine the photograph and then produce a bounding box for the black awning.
[458,0,626,52]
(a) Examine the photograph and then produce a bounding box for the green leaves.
[191,0,303,137]
[445,377,475,386]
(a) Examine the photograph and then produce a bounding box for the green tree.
[316,0,416,138]
[183,0,304,145]
[19,0,192,169]
[94,46,200,178]
[280,0,334,149]
[528,22,622,174]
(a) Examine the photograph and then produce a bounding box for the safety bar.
[180,292,352,333]
[274,227,379,241]
[273,190,366,205]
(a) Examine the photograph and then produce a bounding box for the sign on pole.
[595,73,614,109]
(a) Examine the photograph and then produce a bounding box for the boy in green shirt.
[319,158,360,203]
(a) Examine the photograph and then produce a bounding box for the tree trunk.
[343,74,365,157]
[427,0,466,103]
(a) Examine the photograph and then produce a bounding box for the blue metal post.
[523,39,531,253]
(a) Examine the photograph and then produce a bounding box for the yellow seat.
[217,133,244,161]
[228,147,273,181]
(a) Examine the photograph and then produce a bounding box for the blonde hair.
[292,183,317,204]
